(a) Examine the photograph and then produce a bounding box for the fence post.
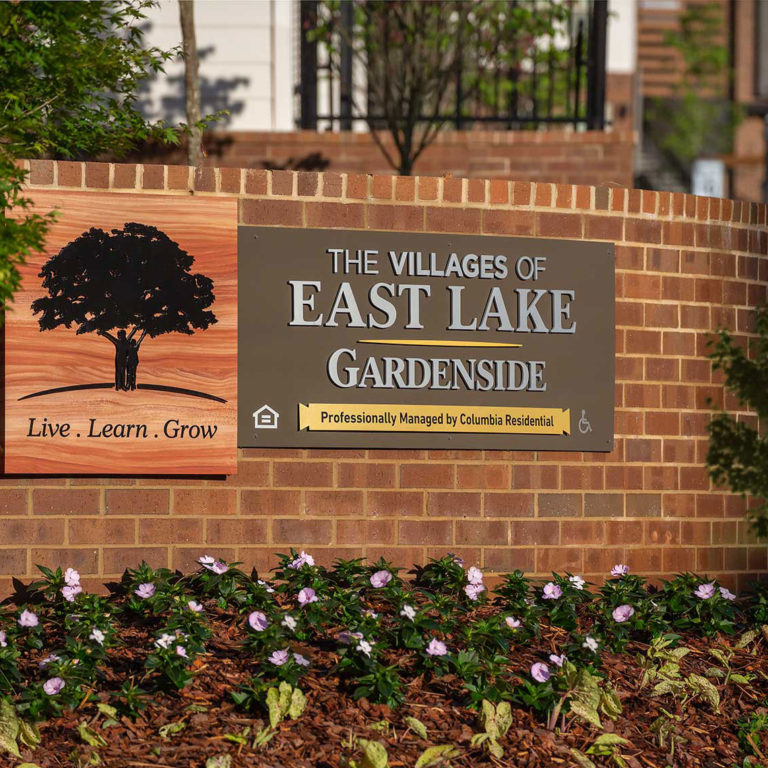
[339,0,354,131]
[586,0,608,130]
[300,0,318,130]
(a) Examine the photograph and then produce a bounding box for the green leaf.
[78,721,108,748]
[252,727,276,749]
[704,667,726,679]
[158,721,186,740]
[569,748,597,768]
[0,698,21,758]
[599,688,623,720]
[486,738,504,759]
[18,764,43,768]
[405,716,428,740]
[590,734,630,748]
[205,757,232,768]
[288,687,307,720]
[686,674,720,711]
[18,720,41,749]
[495,702,512,736]
[729,673,753,684]
[357,738,388,768]
[414,745,460,768]
[736,629,759,648]
[266,687,283,729]
[568,700,602,730]
[96,703,118,720]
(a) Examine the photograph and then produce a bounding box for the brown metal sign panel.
[4,191,238,475]
[238,226,614,451]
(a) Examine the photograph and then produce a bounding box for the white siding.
[138,0,296,131]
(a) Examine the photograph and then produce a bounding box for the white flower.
[198,555,215,566]
[467,566,484,585]
[155,633,175,650]
[464,583,485,601]
[357,639,373,657]
[175,645,188,658]
[505,616,521,629]
[0,631,6,648]
[64,568,81,587]
[400,604,416,621]
[187,600,204,613]
[258,579,275,594]
[288,551,315,569]
[569,575,585,590]
[38,654,60,669]
[293,652,310,667]
[62,584,83,602]
[281,614,298,631]
[719,586,737,601]
[89,628,105,646]
[582,635,599,653]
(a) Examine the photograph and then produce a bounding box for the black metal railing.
[297,0,608,132]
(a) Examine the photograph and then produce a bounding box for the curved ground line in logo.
[18,383,227,404]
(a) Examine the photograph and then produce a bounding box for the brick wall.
[2,158,767,595]
[132,129,635,188]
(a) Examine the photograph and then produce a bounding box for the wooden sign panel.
[3,191,237,475]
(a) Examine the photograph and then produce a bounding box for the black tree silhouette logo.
[28,223,222,401]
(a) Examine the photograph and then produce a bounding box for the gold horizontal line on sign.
[357,339,523,349]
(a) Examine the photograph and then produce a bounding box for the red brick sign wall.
[1,159,766,594]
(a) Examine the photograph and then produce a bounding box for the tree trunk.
[179,0,202,167]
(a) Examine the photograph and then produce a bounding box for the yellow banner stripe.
[299,403,570,435]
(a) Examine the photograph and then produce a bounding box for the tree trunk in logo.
[31,223,217,391]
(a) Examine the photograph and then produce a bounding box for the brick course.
[1,159,766,594]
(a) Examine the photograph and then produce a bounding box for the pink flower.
[695,582,716,600]
[542,582,562,600]
[531,663,550,683]
[610,564,630,577]
[188,600,204,612]
[210,561,228,575]
[464,583,485,601]
[719,586,736,601]
[505,616,521,629]
[549,654,566,668]
[298,587,318,606]
[43,677,65,695]
[467,566,484,585]
[61,584,83,602]
[269,649,289,666]
[426,638,448,657]
[135,583,155,599]
[293,652,310,667]
[175,646,188,658]
[289,551,315,569]
[39,654,60,669]
[64,568,80,587]
[18,609,39,628]
[248,611,269,631]
[0,631,6,648]
[612,604,635,623]
[370,570,393,588]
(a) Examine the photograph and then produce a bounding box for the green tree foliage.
[646,1,740,176]
[314,1,568,175]
[0,0,184,322]
[706,306,768,536]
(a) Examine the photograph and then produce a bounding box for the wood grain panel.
[3,191,237,475]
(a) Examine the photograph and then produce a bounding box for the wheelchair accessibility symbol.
[578,410,592,434]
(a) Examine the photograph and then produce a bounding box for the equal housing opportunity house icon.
[253,405,279,429]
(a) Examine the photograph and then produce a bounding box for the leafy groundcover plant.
[1,554,767,767]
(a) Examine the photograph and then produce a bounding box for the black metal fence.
[297,0,607,132]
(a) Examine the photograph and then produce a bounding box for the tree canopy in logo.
[32,222,216,390]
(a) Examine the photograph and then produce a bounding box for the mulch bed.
[16,614,768,768]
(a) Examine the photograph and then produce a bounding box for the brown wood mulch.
[14,617,768,768]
